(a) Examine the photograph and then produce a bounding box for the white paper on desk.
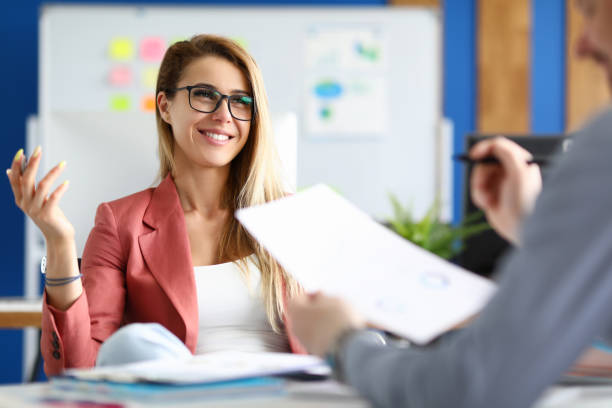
[236,184,497,345]
[64,351,327,384]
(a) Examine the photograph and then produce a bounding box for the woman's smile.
[198,128,235,146]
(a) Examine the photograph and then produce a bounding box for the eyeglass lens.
[190,87,253,120]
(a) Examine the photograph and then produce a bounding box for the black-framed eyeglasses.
[165,85,255,121]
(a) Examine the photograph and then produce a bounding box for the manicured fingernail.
[58,161,66,169]
[32,145,41,158]
[13,149,23,162]
[5,169,11,176]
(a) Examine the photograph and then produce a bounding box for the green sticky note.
[170,36,188,46]
[109,37,134,61]
[231,37,249,51]
[110,95,131,111]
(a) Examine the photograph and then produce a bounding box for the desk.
[535,386,612,407]
[0,298,42,328]
[0,380,372,407]
[1,382,612,407]
[0,298,43,382]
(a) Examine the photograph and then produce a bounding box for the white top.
[193,256,289,355]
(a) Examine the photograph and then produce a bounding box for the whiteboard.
[39,4,442,255]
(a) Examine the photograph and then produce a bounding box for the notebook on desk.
[62,351,328,385]
[51,376,286,403]
[56,351,328,404]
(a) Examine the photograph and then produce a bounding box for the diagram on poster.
[304,26,389,137]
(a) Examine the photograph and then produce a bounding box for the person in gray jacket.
[288,0,612,407]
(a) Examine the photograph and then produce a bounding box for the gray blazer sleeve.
[341,108,612,408]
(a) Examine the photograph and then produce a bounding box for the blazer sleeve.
[339,109,612,408]
[41,202,127,376]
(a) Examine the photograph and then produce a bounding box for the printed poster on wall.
[304,26,389,138]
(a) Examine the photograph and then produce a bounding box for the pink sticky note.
[109,66,133,87]
[140,37,166,62]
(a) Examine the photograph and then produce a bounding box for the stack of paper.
[55,352,328,403]
[51,376,285,403]
[63,351,327,384]
[236,184,497,345]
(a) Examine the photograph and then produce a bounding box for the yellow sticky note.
[142,67,159,89]
[110,95,131,111]
[109,38,134,61]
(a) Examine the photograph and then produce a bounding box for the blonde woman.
[6,35,304,377]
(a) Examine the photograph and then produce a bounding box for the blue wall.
[0,1,566,383]
[1,2,40,384]
[443,0,476,224]
[532,0,566,133]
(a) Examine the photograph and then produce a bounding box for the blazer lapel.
[138,175,198,352]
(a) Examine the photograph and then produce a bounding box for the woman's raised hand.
[6,147,74,245]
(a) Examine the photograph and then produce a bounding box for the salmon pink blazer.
[40,175,306,376]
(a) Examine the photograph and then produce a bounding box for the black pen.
[453,153,548,166]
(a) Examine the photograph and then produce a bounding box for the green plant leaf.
[386,195,491,259]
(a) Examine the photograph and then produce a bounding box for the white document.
[236,184,497,345]
[64,351,327,384]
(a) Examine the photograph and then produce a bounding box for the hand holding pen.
[463,137,543,245]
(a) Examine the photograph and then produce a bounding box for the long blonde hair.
[155,35,300,331]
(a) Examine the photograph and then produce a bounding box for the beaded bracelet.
[44,274,83,287]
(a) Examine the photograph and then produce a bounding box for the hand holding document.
[236,184,497,344]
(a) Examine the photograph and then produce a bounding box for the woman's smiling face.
[159,55,252,171]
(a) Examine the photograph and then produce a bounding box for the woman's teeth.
[205,131,230,141]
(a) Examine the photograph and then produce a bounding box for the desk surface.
[0,380,371,407]
[0,297,42,328]
[1,382,612,407]
[535,386,612,408]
